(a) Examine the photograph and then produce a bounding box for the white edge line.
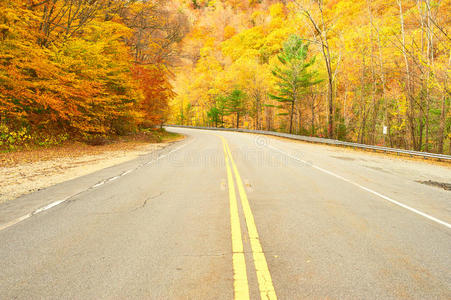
[121,169,133,176]
[92,181,106,188]
[267,143,451,230]
[0,138,193,232]
[108,176,120,182]
[0,213,32,231]
[33,198,67,214]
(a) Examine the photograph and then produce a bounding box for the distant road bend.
[0,127,450,299]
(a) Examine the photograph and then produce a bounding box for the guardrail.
[166,125,451,162]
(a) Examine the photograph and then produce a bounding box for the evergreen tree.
[269,35,322,134]
[226,89,247,129]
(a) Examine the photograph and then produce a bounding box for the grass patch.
[0,128,184,167]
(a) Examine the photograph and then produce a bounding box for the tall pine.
[269,35,322,134]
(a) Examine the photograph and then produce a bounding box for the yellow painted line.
[222,140,250,300]
[224,142,277,300]
[226,142,277,300]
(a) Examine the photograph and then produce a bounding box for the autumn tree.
[269,35,321,134]
[0,0,188,149]
[167,0,451,153]
[32,0,106,47]
[122,0,189,66]
[297,0,337,138]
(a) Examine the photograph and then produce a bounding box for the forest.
[172,0,450,153]
[1,0,450,153]
[0,0,189,147]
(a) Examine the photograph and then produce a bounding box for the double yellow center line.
[219,135,277,300]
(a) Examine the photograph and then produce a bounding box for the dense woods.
[0,0,188,148]
[171,0,451,154]
[1,0,450,154]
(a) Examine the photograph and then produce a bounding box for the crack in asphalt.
[133,192,164,211]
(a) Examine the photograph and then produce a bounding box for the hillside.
[171,0,451,154]
[1,0,450,154]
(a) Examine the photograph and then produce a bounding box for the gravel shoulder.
[0,138,182,204]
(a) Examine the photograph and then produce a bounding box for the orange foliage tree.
[0,0,187,148]
[132,65,175,127]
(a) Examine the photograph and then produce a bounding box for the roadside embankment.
[0,130,183,203]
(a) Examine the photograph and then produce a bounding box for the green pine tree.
[269,35,322,134]
[226,89,246,129]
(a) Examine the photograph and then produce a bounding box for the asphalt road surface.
[1,127,450,299]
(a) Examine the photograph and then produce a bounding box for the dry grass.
[0,130,183,168]
[0,130,184,203]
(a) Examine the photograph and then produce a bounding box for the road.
[0,127,450,299]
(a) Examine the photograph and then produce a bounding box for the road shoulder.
[0,135,187,229]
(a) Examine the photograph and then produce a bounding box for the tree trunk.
[437,96,447,153]
[418,118,424,151]
[425,98,430,152]
[425,0,434,152]
[324,50,333,139]
[302,4,334,138]
[359,107,368,144]
[311,94,315,136]
[398,0,417,150]
[369,17,377,145]
[359,53,367,144]
[367,0,378,145]
[298,105,302,134]
[371,5,389,147]
[289,101,295,134]
[255,94,260,130]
